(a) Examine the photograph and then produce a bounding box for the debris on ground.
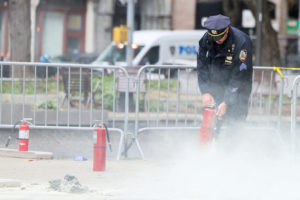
[48,174,89,193]
[73,156,88,161]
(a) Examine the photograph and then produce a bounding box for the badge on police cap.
[239,49,247,62]
[226,56,232,61]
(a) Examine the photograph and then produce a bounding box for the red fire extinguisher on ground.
[93,123,112,172]
[18,119,31,151]
[199,106,216,144]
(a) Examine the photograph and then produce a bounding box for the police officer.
[197,14,253,131]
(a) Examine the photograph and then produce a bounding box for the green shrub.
[37,99,57,110]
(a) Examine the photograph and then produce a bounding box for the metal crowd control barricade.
[1,62,296,160]
[250,66,285,130]
[253,66,300,133]
[291,75,300,158]
[0,61,129,160]
[131,65,288,159]
[131,65,205,159]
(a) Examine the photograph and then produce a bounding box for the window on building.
[42,12,63,58]
[67,37,80,54]
[67,14,82,31]
[195,2,222,29]
[36,0,87,60]
[39,0,84,8]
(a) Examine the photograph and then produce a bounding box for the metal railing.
[132,65,200,159]
[249,66,285,129]
[291,75,300,157]
[0,61,129,160]
[1,62,299,160]
[131,65,292,159]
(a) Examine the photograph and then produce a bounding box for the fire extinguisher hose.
[5,120,22,148]
[103,123,112,152]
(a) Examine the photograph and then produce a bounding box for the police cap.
[204,14,230,41]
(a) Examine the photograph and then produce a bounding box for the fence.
[291,75,300,157]
[0,62,129,160]
[0,62,299,160]
[131,65,300,159]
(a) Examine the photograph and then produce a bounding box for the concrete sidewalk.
[0,148,53,159]
[0,179,21,188]
[0,157,159,200]
[0,128,299,200]
[1,153,300,200]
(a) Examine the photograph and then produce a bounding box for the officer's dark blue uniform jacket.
[197,26,253,120]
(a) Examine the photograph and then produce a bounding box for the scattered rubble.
[48,174,89,193]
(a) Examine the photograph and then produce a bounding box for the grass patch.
[37,99,57,110]
[0,79,64,94]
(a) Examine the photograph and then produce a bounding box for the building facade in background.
[35,0,87,60]
[0,0,296,62]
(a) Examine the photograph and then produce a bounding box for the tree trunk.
[242,0,280,66]
[223,0,280,66]
[243,0,280,90]
[222,0,242,27]
[8,0,31,78]
[223,0,280,90]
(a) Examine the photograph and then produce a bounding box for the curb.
[0,148,53,159]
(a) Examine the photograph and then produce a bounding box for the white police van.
[93,30,206,67]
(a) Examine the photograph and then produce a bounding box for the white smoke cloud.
[126,126,300,200]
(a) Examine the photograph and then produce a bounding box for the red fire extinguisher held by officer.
[93,123,112,171]
[199,106,217,144]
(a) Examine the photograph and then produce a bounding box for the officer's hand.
[201,93,215,107]
[216,102,227,120]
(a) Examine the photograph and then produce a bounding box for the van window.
[96,44,144,65]
[139,46,159,65]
